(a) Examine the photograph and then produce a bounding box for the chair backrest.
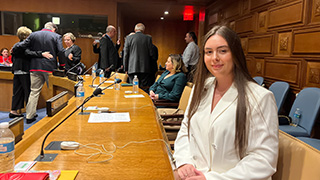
[289,87,320,136]
[253,76,264,86]
[178,86,192,111]
[117,73,128,82]
[269,81,289,114]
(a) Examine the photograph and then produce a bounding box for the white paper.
[88,112,131,123]
[124,94,145,98]
[14,161,37,172]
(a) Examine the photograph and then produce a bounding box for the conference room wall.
[122,17,197,67]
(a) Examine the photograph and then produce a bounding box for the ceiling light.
[164,11,169,15]
[160,17,164,20]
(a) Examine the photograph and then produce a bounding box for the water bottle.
[99,70,105,84]
[76,82,85,108]
[0,122,15,173]
[291,108,301,127]
[92,65,96,79]
[114,73,120,90]
[133,75,139,94]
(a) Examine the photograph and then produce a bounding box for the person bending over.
[149,54,187,102]
[174,26,278,180]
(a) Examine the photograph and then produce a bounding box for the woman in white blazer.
[173,26,279,180]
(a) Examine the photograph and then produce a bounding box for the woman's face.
[165,57,174,71]
[204,34,234,79]
[1,49,8,58]
[64,36,73,47]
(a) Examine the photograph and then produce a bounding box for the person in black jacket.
[99,25,119,77]
[12,22,65,123]
[63,32,82,74]
[9,26,52,118]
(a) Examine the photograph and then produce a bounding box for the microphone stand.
[35,82,118,162]
[82,62,97,75]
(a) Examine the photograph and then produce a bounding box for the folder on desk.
[58,170,78,180]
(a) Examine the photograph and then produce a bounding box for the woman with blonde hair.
[173,26,278,179]
[9,26,52,119]
[63,32,82,74]
[149,54,187,102]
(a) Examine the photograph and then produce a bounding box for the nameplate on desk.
[46,91,69,117]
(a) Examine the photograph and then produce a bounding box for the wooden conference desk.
[15,75,175,179]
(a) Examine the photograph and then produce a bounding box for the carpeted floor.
[0,108,47,131]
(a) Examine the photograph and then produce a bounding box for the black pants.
[11,74,31,110]
[128,73,153,92]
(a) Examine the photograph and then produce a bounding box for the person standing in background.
[12,22,65,124]
[99,25,118,77]
[9,26,53,118]
[123,23,154,90]
[182,31,199,82]
[63,32,82,74]
[0,48,13,66]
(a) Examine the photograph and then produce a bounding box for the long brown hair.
[187,26,253,158]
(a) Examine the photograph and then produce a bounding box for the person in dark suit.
[99,25,118,77]
[9,26,53,118]
[123,23,154,90]
[12,22,65,123]
[149,54,187,102]
[150,43,159,85]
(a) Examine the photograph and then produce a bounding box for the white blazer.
[174,77,279,180]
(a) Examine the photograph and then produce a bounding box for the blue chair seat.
[297,137,320,150]
[279,125,309,137]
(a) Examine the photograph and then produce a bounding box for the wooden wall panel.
[264,58,302,88]
[310,0,320,24]
[268,1,304,28]
[248,34,274,54]
[306,60,320,87]
[224,2,240,19]
[254,58,265,76]
[292,28,320,54]
[277,31,292,56]
[241,37,249,55]
[235,16,255,33]
[258,11,268,32]
[251,0,276,9]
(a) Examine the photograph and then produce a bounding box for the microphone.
[66,62,82,75]
[35,80,120,162]
[82,62,97,75]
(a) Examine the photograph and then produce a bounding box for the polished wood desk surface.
[15,75,174,179]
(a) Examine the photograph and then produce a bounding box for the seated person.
[63,32,82,74]
[149,54,187,102]
[0,48,13,66]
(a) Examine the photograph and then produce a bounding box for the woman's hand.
[42,52,53,59]
[177,164,197,180]
[149,90,155,99]
[186,169,206,180]
[68,53,73,60]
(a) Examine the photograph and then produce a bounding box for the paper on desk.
[88,112,130,123]
[124,94,145,98]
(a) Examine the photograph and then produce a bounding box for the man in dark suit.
[12,22,65,123]
[123,23,154,90]
[99,25,118,77]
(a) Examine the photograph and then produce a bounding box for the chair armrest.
[161,114,184,119]
[153,99,179,108]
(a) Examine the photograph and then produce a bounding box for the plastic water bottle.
[0,122,15,173]
[99,70,105,84]
[92,65,96,79]
[291,108,301,127]
[133,75,139,94]
[114,73,120,90]
[76,82,85,108]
